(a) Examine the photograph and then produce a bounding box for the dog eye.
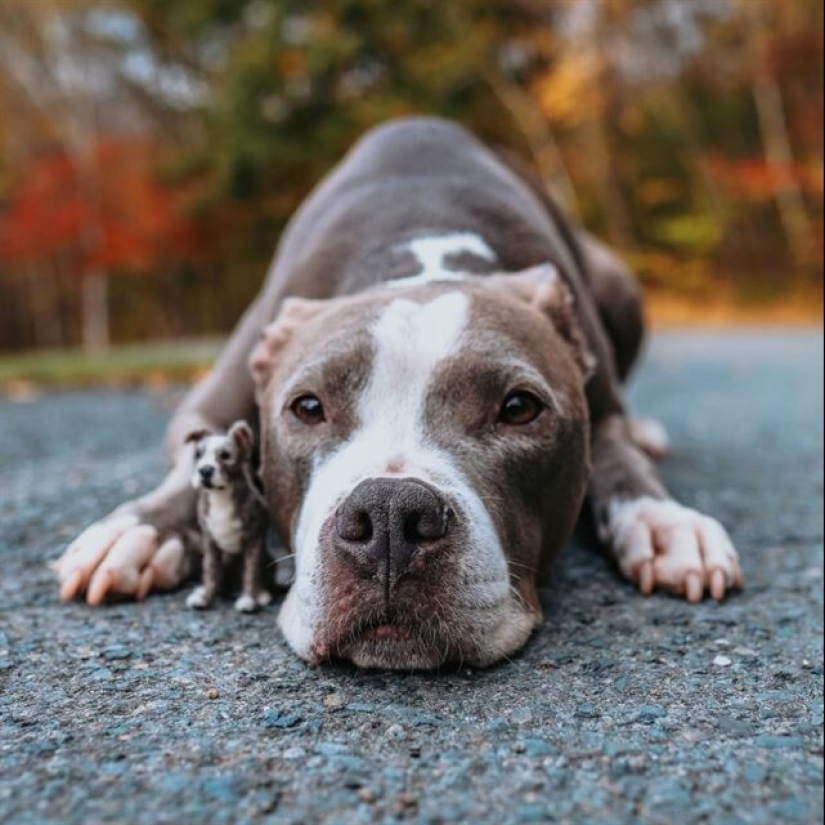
[291,394,326,426]
[499,391,544,427]
[218,450,232,461]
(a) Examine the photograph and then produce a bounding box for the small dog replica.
[186,422,271,613]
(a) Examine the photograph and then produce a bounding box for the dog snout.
[198,465,215,483]
[335,478,451,585]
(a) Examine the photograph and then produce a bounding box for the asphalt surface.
[1,331,823,825]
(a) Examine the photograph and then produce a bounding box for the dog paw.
[55,514,193,605]
[234,594,258,613]
[187,587,212,610]
[602,497,743,602]
[256,590,273,608]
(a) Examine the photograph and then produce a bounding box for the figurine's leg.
[235,537,269,613]
[187,538,221,610]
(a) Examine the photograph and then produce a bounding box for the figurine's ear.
[229,421,254,456]
[484,264,596,379]
[185,429,211,445]
[249,297,338,400]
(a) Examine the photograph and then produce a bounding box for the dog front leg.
[187,537,222,610]
[235,536,271,613]
[590,414,743,602]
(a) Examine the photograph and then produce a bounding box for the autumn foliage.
[0,139,204,277]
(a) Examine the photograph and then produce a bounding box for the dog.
[53,117,742,669]
[186,422,271,613]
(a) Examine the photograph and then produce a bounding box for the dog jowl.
[250,268,592,669]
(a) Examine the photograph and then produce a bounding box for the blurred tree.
[0,0,821,353]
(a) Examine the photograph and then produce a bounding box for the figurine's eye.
[499,391,545,427]
[291,394,326,426]
[218,449,232,461]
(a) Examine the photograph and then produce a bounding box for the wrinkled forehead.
[274,284,555,398]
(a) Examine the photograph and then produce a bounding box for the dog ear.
[185,429,211,445]
[249,297,335,399]
[486,264,596,379]
[229,421,255,456]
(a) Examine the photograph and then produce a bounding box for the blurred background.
[0,0,821,384]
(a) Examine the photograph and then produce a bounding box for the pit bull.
[53,117,742,669]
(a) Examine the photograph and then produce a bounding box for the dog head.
[187,422,255,492]
[250,266,592,668]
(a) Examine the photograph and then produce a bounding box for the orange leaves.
[0,138,205,278]
[702,154,822,202]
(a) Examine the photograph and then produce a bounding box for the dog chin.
[334,633,460,670]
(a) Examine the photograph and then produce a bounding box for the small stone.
[102,646,132,661]
[754,735,803,749]
[635,704,667,724]
[206,688,220,700]
[386,724,406,740]
[714,655,733,667]
[323,693,346,709]
[346,702,376,713]
[399,793,417,809]
[262,710,302,729]
[523,738,554,758]
[283,746,306,759]
[576,703,601,719]
[357,788,377,803]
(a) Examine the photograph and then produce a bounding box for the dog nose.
[199,466,215,481]
[335,479,451,586]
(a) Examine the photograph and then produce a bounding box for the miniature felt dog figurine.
[185,422,271,613]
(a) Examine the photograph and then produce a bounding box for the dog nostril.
[336,507,374,544]
[199,466,214,479]
[403,507,449,544]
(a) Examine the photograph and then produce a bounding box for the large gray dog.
[54,118,742,669]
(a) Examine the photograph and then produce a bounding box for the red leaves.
[0,138,205,278]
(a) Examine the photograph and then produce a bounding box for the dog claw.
[638,561,655,596]
[59,569,85,602]
[685,572,703,604]
[709,569,727,601]
[136,567,155,601]
[87,570,117,606]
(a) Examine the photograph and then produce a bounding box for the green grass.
[0,338,225,390]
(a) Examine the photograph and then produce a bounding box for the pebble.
[714,655,733,667]
[262,710,302,729]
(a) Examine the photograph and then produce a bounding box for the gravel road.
[1,331,822,825]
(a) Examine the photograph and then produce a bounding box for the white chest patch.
[204,490,243,554]
[390,233,497,288]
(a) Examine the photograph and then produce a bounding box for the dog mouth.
[360,623,415,642]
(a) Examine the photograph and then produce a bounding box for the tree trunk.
[81,270,109,353]
[752,72,816,265]
[745,0,815,266]
[483,67,582,219]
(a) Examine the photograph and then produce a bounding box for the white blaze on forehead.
[389,233,497,288]
[281,290,510,659]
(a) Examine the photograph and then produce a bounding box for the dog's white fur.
[601,496,742,601]
[388,232,497,289]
